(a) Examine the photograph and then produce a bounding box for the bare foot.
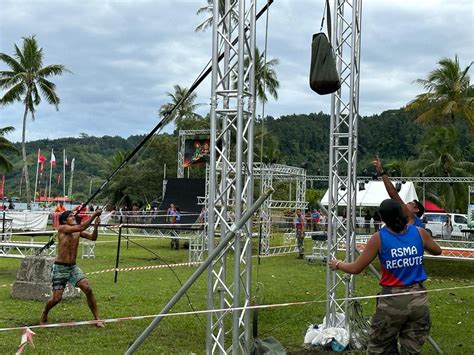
[94,320,105,328]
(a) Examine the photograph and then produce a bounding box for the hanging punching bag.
[309,0,341,95]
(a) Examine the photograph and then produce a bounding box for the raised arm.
[81,215,101,241]
[418,227,442,255]
[372,158,414,224]
[58,209,102,235]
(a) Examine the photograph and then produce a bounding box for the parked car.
[424,213,468,239]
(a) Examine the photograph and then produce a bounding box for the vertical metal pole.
[231,0,246,350]
[206,0,220,351]
[48,149,54,201]
[126,189,272,354]
[244,0,256,347]
[34,151,39,203]
[326,0,362,330]
[114,217,123,283]
[63,149,66,198]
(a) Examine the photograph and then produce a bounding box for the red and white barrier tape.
[15,327,35,354]
[85,261,201,275]
[0,262,201,288]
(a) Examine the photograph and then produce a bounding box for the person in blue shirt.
[170,206,181,250]
[329,199,441,354]
[372,158,425,227]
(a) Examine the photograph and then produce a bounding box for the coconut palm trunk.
[0,36,69,207]
[21,103,31,203]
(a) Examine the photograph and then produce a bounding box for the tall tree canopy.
[0,126,19,172]
[0,35,69,203]
[406,55,474,131]
[158,84,203,132]
[407,127,474,211]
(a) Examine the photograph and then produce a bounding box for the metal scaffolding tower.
[326,0,362,332]
[206,0,256,353]
[258,164,307,255]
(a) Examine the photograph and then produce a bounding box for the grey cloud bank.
[0,0,472,142]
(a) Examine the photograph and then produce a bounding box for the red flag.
[37,149,46,164]
[64,156,68,166]
[38,149,46,175]
[50,151,56,167]
[0,175,4,198]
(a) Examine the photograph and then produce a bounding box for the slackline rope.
[0,284,472,332]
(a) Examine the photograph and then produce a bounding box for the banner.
[183,138,210,168]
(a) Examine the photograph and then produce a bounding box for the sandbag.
[309,32,341,95]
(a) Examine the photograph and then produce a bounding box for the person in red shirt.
[53,201,66,227]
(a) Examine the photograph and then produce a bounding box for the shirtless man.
[40,209,103,326]
[372,158,425,227]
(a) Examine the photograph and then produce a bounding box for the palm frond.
[0,83,25,106]
[37,64,71,77]
[38,78,60,109]
[0,53,24,72]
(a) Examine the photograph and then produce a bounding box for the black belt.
[381,282,424,294]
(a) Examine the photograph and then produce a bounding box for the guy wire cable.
[78,0,275,214]
[123,237,205,326]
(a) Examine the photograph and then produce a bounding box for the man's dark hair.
[379,199,407,233]
[59,210,73,225]
[413,200,425,217]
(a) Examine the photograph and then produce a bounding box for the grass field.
[0,234,473,354]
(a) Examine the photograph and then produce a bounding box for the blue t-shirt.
[412,215,423,227]
[378,225,427,286]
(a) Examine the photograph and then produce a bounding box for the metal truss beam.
[326,0,362,337]
[307,175,474,183]
[207,0,256,353]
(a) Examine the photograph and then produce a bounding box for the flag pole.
[63,149,66,200]
[68,158,75,201]
[33,149,40,203]
[48,149,54,201]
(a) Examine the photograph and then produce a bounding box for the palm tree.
[251,47,279,104]
[406,55,474,131]
[0,126,19,172]
[195,0,238,32]
[0,35,69,203]
[232,47,279,104]
[158,84,203,131]
[410,127,474,211]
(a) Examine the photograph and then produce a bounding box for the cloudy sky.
[0,0,472,143]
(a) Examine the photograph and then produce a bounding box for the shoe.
[298,254,304,259]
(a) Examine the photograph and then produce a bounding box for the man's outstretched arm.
[372,158,414,224]
[58,210,102,234]
[81,216,101,241]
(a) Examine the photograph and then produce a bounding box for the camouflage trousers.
[367,283,431,355]
[296,229,305,256]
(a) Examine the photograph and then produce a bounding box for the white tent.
[321,180,419,207]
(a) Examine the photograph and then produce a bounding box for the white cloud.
[0,0,472,142]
